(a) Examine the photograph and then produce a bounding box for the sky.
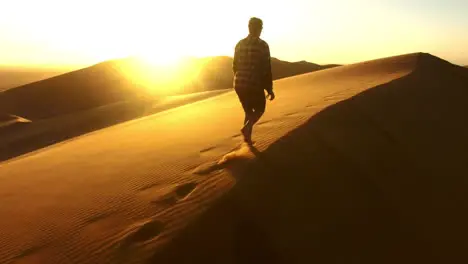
[1,0,467,69]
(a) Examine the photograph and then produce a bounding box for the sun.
[135,51,184,68]
[119,49,204,97]
[132,38,188,68]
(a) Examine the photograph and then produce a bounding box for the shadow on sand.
[149,54,468,264]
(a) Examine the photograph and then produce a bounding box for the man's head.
[248,17,263,37]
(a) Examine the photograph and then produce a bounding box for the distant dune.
[0,61,148,120]
[2,52,468,263]
[270,58,336,79]
[0,68,65,91]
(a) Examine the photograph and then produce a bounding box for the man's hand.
[267,91,275,101]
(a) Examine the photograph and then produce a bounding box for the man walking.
[233,17,275,144]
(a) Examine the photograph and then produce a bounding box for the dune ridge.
[1,53,465,263]
[0,68,65,92]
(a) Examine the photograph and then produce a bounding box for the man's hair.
[249,17,263,33]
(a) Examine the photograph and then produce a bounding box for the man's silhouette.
[233,17,275,144]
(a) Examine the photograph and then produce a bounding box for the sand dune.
[0,56,333,121]
[173,56,333,95]
[0,68,65,92]
[152,53,468,263]
[1,52,466,263]
[0,61,147,120]
[0,89,228,163]
[0,57,335,162]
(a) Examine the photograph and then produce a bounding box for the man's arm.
[264,43,274,96]
[233,42,240,74]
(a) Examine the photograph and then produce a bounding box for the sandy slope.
[152,54,468,264]
[0,89,229,163]
[1,53,461,263]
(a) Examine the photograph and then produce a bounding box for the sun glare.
[115,53,205,97]
[136,52,184,68]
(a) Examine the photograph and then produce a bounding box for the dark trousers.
[235,87,266,130]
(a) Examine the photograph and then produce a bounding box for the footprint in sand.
[143,182,198,206]
[15,246,43,259]
[199,146,217,154]
[84,211,114,224]
[174,182,198,199]
[12,246,49,264]
[121,219,165,246]
[284,111,300,117]
[199,145,225,158]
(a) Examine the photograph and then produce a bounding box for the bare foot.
[241,126,253,144]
